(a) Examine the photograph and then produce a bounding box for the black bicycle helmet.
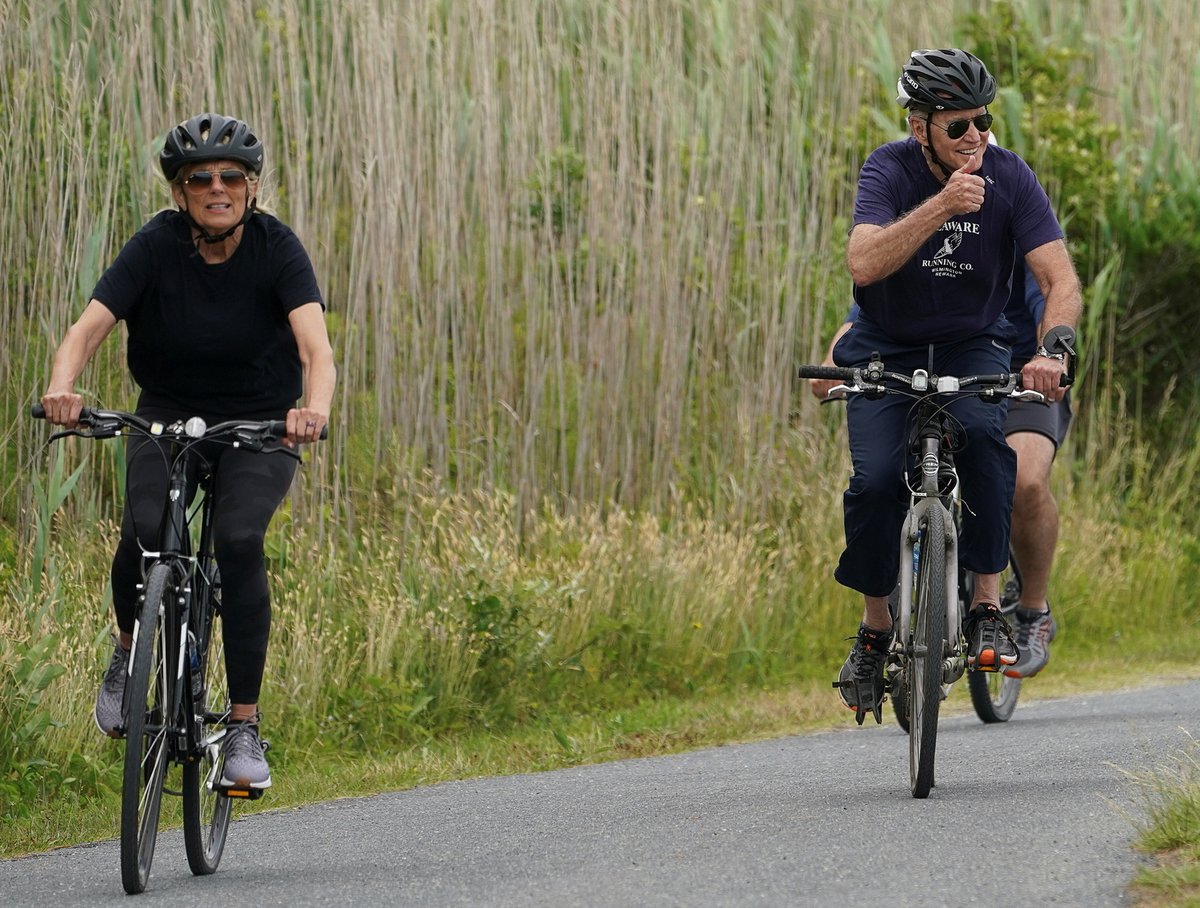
[895,48,997,111]
[159,113,264,182]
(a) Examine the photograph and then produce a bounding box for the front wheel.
[909,507,946,799]
[120,562,175,894]
[183,559,231,874]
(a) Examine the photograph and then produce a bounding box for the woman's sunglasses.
[928,112,993,140]
[182,169,250,192]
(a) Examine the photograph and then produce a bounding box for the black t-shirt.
[91,210,323,417]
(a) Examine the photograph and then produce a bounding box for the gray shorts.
[1005,394,1072,449]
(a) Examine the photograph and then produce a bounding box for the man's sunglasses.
[182,169,250,191]
[928,112,993,140]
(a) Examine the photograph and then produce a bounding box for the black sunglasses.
[928,112,993,140]
[182,169,250,191]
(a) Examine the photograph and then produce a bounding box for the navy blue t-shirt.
[851,137,1062,344]
[92,210,323,418]
[847,258,1043,365]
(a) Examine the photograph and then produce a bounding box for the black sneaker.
[965,603,1018,671]
[835,624,893,724]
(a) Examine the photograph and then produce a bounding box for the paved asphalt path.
[3,681,1197,907]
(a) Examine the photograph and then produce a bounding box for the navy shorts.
[1004,394,1072,449]
[831,320,1017,596]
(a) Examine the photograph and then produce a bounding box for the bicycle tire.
[967,567,1023,723]
[120,561,174,894]
[183,559,232,875]
[910,507,946,799]
[887,585,910,733]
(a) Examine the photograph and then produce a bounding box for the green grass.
[1128,735,1200,907]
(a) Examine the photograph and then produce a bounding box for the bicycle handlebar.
[797,364,1067,387]
[30,403,328,445]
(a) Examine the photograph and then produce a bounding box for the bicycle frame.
[124,426,215,760]
[894,382,966,689]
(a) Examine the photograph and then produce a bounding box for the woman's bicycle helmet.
[159,113,264,182]
[895,49,996,111]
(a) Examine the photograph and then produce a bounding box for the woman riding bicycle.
[39,112,336,790]
[834,49,1081,720]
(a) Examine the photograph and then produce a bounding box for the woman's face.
[172,159,257,234]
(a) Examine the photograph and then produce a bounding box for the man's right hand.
[942,149,986,215]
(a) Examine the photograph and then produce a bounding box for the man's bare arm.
[848,151,985,286]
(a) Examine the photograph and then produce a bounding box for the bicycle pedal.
[217,784,266,801]
[834,678,885,726]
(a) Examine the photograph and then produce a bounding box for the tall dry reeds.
[5,0,1198,532]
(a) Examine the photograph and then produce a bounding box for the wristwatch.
[1035,345,1066,362]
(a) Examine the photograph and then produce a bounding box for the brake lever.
[260,441,303,461]
[47,428,89,443]
[48,422,122,442]
[820,384,854,403]
[1009,389,1049,405]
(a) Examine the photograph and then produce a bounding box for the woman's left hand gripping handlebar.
[284,407,328,446]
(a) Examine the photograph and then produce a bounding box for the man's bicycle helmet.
[160,113,264,182]
[895,49,996,111]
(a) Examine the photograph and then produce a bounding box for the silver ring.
[306,420,317,428]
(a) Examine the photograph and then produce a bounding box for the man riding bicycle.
[39,113,336,789]
[814,253,1071,679]
[834,49,1081,720]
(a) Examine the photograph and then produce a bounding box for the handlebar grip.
[264,420,329,440]
[31,403,97,421]
[797,365,856,380]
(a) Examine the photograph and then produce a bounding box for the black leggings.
[110,424,297,704]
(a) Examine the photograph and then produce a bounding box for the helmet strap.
[180,197,257,245]
[922,114,957,182]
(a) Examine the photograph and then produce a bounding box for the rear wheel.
[184,559,232,875]
[910,507,946,799]
[120,562,174,894]
[967,561,1023,723]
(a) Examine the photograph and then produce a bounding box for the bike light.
[937,377,961,392]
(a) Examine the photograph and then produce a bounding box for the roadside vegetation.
[2,0,1197,890]
[1129,736,1200,907]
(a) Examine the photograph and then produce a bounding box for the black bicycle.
[800,332,1072,797]
[32,404,317,893]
